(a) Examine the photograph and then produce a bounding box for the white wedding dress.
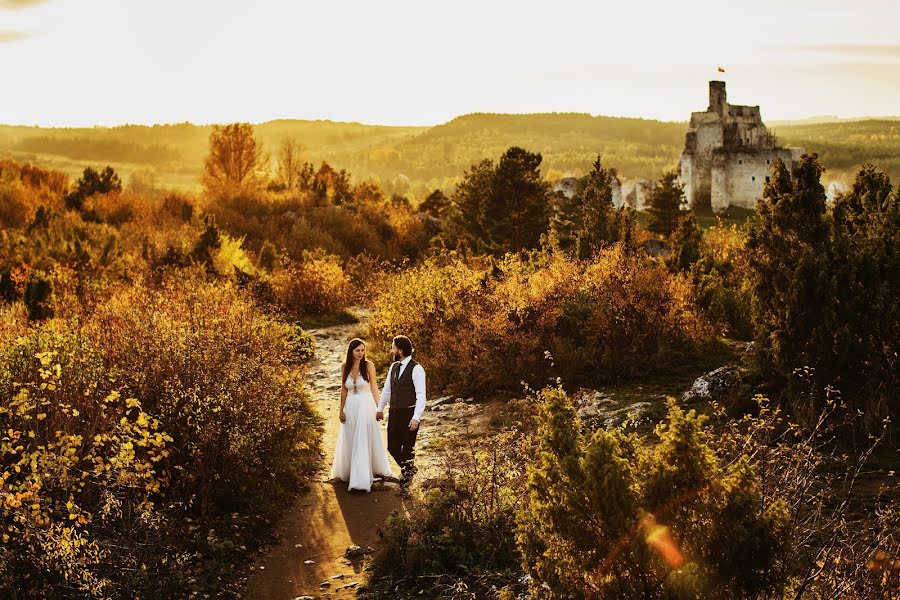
[330,373,392,492]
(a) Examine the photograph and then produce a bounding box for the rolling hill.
[2,113,898,198]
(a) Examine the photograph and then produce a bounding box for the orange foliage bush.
[269,251,351,317]
[0,161,66,229]
[370,247,713,395]
[81,190,153,226]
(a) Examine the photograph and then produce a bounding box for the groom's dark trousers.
[386,359,421,479]
[387,406,418,479]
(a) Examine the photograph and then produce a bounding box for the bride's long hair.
[342,338,370,384]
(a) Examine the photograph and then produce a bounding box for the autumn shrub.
[81,191,152,226]
[689,219,753,340]
[83,275,319,518]
[0,328,173,598]
[344,253,396,306]
[0,209,130,316]
[269,250,351,317]
[362,431,528,599]
[207,189,429,263]
[369,246,712,395]
[0,160,66,229]
[161,192,195,222]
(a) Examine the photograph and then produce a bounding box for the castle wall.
[710,163,730,213]
[621,179,651,211]
[691,115,723,155]
[679,155,693,208]
[710,148,796,212]
[611,177,624,208]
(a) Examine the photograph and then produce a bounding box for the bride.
[330,338,393,492]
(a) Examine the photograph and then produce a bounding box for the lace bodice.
[344,373,369,395]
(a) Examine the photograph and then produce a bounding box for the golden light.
[642,515,685,569]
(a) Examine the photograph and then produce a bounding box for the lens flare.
[642,515,684,569]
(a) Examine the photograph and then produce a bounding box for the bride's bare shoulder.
[366,360,377,375]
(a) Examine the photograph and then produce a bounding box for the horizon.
[3,110,900,131]
[3,0,900,128]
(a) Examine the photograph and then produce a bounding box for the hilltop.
[2,113,898,198]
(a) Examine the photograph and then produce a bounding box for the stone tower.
[678,81,803,213]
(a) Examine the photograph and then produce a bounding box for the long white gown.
[330,372,393,492]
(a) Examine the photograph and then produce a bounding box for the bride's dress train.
[330,374,392,492]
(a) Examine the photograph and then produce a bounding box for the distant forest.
[2,113,899,199]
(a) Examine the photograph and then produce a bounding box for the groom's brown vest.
[389,359,419,410]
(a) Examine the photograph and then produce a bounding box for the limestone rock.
[681,365,740,403]
[429,396,454,408]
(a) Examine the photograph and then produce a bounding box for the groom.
[376,335,426,495]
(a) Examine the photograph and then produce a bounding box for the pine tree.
[667,214,702,272]
[829,165,899,416]
[646,171,685,236]
[549,156,639,257]
[746,154,834,402]
[449,147,551,254]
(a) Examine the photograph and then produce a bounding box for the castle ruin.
[679,81,804,213]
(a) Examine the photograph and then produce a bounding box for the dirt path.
[241,314,495,599]
[242,316,401,599]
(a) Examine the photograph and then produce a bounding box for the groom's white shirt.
[378,356,426,422]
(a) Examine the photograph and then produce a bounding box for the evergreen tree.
[65,165,122,211]
[517,388,790,599]
[449,147,551,254]
[550,156,639,257]
[447,158,495,253]
[419,189,451,220]
[746,154,835,404]
[829,165,899,415]
[486,146,551,252]
[646,171,685,236]
[667,214,702,272]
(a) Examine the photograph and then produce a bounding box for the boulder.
[681,366,740,403]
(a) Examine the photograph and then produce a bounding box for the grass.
[692,204,756,229]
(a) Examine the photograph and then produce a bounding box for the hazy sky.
[2,0,899,126]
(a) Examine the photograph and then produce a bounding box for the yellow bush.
[0,330,171,597]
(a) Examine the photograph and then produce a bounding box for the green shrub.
[689,220,753,340]
[518,388,790,599]
[363,431,526,599]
